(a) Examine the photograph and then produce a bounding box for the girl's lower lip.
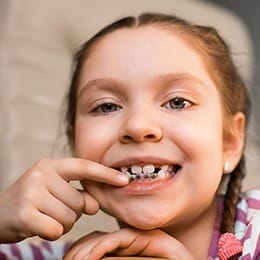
[119,171,179,195]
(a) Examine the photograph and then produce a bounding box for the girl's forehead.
[79,26,216,92]
[87,25,192,61]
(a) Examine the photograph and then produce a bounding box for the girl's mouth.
[118,164,181,181]
[115,163,182,194]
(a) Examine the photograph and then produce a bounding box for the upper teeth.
[120,164,175,180]
[143,165,155,174]
[131,165,143,174]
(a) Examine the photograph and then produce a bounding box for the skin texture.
[67,26,245,259]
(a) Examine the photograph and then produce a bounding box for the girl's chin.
[115,214,168,230]
[101,201,174,230]
[129,222,162,230]
[118,221,161,230]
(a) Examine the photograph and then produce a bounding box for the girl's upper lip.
[108,156,179,168]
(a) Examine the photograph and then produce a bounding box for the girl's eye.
[163,97,192,110]
[93,102,121,114]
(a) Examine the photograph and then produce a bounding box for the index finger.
[53,158,129,186]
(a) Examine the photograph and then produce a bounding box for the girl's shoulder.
[240,189,260,204]
[236,189,260,224]
[0,240,71,259]
[235,189,260,259]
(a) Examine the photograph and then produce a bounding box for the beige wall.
[0,0,258,241]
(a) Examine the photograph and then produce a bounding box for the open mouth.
[117,164,182,181]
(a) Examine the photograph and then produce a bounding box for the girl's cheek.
[74,121,114,159]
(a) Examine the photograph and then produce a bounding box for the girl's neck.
[163,197,218,260]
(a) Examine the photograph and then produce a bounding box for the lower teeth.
[150,173,158,178]
[128,171,173,181]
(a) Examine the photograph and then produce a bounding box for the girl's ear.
[223,112,245,174]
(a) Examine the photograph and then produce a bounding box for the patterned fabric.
[208,189,260,260]
[0,190,259,260]
[0,240,71,260]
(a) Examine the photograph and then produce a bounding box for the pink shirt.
[208,190,260,259]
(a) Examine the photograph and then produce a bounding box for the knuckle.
[30,158,52,171]
[16,207,33,228]
[73,194,85,212]
[41,224,63,241]
[22,187,38,202]
[77,158,97,174]
[65,209,78,224]
[61,209,78,234]
[38,158,53,166]
[77,159,87,173]
[17,185,41,207]
[34,158,56,172]
[29,169,45,181]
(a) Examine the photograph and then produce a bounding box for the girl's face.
[74,26,226,230]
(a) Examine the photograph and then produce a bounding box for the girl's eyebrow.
[156,72,207,88]
[78,72,207,99]
[78,78,123,99]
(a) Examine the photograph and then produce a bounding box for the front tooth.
[142,164,155,174]
[161,165,169,171]
[168,165,173,173]
[125,171,131,178]
[150,172,158,178]
[131,165,142,174]
[121,167,128,173]
[129,175,137,181]
[158,169,166,179]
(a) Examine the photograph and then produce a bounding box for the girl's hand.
[63,228,195,260]
[0,158,128,243]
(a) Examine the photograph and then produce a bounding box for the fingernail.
[118,174,129,183]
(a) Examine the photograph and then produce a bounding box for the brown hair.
[65,13,251,234]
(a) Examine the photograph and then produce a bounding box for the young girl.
[0,12,259,260]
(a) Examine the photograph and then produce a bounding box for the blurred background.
[0,0,259,241]
[206,0,260,139]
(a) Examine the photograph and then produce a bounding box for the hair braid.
[220,155,246,233]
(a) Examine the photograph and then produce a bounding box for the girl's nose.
[119,111,163,143]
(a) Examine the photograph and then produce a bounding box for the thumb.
[79,190,100,215]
